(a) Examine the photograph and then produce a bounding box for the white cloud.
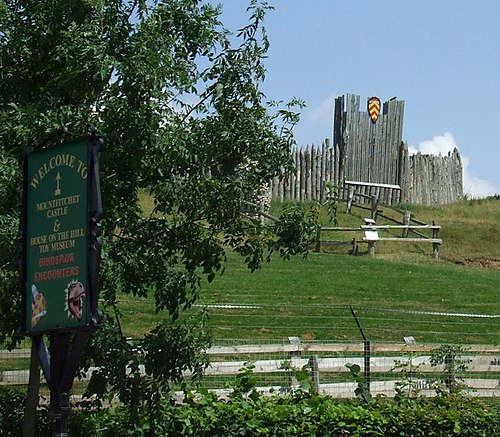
[291,93,337,146]
[409,132,498,198]
[460,155,498,198]
[409,132,456,156]
[308,93,336,122]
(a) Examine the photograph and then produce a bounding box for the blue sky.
[212,1,500,197]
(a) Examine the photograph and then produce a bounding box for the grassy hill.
[118,197,500,345]
[379,197,500,264]
[271,196,500,263]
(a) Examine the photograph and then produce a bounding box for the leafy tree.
[0,0,310,417]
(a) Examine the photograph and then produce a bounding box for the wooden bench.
[344,180,402,211]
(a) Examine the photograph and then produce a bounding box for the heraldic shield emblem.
[367,96,381,123]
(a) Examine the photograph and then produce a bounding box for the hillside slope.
[271,197,500,265]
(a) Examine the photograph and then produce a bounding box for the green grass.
[272,197,500,260]
[113,197,500,345]
[3,198,499,386]
[116,250,500,344]
[341,198,500,262]
[0,357,30,372]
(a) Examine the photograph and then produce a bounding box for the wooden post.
[259,202,265,225]
[402,210,411,238]
[314,226,321,253]
[432,221,440,259]
[351,238,358,255]
[284,173,291,201]
[368,240,376,256]
[370,194,378,221]
[330,94,464,207]
[299,150,305,201]
[305,147,312,201]
[309,356,320,393]
[346,185,354,213]
[288,337,301,391]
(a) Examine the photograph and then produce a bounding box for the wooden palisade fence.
[270,94,463,206]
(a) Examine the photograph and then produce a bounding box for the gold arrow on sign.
[55,172,62,196]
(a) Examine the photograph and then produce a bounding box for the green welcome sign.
[22,139,102,333]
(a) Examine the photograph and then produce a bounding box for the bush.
[2,386,498,436]
[67,390,499,437]
[0,388,51,436]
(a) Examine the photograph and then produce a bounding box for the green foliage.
[429,344,471,394]
[486,193,500,201]
[0,388,24,436]
[391,352,425,399]
[0,388,51,436]
[141,313,211,389]
[0,0,314,409]
[0,152,22,347]
[38,388,500,436]
[269,202,319,260]
[230,362,260,400]
[345,362,372,404]
[322,182,340,226]
[279,359,316,393]
[2,381,499,437]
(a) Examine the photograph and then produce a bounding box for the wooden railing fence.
[201,343,500,399]
[316,223,441,258]
[2,343,498,399]
[314,195,442,258]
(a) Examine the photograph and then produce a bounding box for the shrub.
[66,390,499,437]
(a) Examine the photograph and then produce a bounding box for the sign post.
[21,137,103,436]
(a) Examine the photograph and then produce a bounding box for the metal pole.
[350,306,371,392]
[363,340,371,391]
